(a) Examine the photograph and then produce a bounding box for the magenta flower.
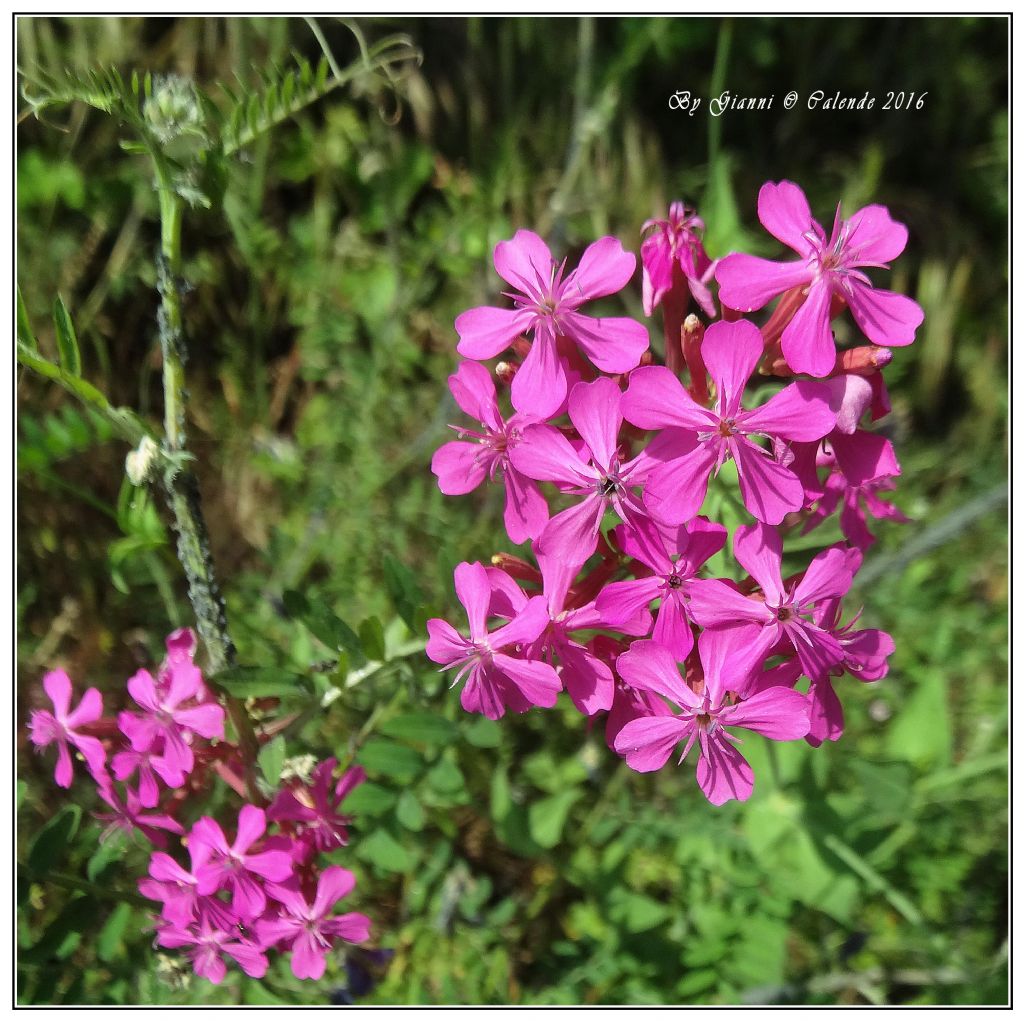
[138,851,203,926]
[94,778,184,849]
[259,867,371,981]
[156,903,268,984]
[802,432,907,550]
[640,202,716,317]
[613,636,810,804]
[28,669,106,788]
[455,230,648,417]
[119,659,225,777]
[268,760,365,857]
[111,744,185,808]
[189,806,294,920]
[427,561,561,719]
[688,522,857,682]
[431,360,548,543]
[510,377,656,581]
[622,319,836,525]
[716,180,924,376]
[596,516,727,661]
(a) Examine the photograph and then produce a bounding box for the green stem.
[152,161,262,805]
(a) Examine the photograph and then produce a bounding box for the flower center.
[717,418,738,438]
[666,575,683,590]
[599,476,622,497]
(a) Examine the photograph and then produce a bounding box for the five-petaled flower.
[716,180,924,376]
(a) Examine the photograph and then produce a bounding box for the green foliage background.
[16,16,1007,1006]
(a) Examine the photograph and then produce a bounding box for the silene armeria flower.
[258,867,371,981]
[640,201,717,318]
[155,903,268,985]
[613,635,810,805]
[455,230,648,417]
[28,669,106,788]
[715,180,924,376]
[189,805,294,920]
[431,360,548,544]
[426,561,562,719]
[688,521,857,682]
[622,318,837,525]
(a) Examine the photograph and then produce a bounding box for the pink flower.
[455,230,648,417]
[640,202,717,317]
[426,561,561,720]
[268,760,365,857]
[801,433,907,550]
[111,745,185,808]
[118,658,225,777]
[688,522,857,682]
[716,180,924,376]
[94,778,184,849]
[510,377,655,581]
[156,903,268,984]
[189,806,294,920]
[596,516,727,661]
[431,361,548,543]
[259,867,371,981]
[138,851,203,925]
[622,319,836,525]
[28,669,106,788]
[613,635,810,804]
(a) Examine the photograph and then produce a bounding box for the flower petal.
[493,229,553,296]
[431,440,490,496]
[312,865,356,919]
[845,283,924,348]
[564,235,636,301]
[454,561,492,643]
[455,306,533,360]
[616,640,702,709]
[780,279,836,377]
[723,686,810,740]
[642,443,718,526]
[701,319,764,417]
[740,380,836,442]
[844,204,908,265]
[567,377,623,472]
[448,360,501,430]
[510,329,568,418]
[732,438,806,525]
[715,254,812,312]
[561,312,649,373]
[622,365,717,432]
[696,732,755,805]
[614,716,691,773]
[757,180,817,256]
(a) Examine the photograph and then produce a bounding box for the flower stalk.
[152,162,262,804]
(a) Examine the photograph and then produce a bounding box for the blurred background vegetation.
[16,16,1007,1006]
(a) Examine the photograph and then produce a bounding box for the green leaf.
[97,902,133,963]
[608,889,672,934]
[359,616,387,662]
[216,666,313,701]
[528,789,580,850]
[396,789,425,831]
[17,287,37,351]
[356,828,413,873]
[28,804,81,873]
[463,716,501,748]
[86,831,125,882]
[426,756,466,795]
[52,295,81,376]
[343,781,398,817]
[357,738,424,783]
[379,713,458,746]
[490,767,512,823]
[382,554,424,630]
[258,736,287,787]
[282,589,364,663]
[20,896,98,965]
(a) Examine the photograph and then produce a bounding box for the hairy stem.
[153,164,263,804]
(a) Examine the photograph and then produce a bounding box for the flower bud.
[125,436,160,485]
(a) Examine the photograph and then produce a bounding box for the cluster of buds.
[429,180,917,805]
[26,630,371,985]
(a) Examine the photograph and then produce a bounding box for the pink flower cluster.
[27,630,371,984]
[430,180,914,805]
